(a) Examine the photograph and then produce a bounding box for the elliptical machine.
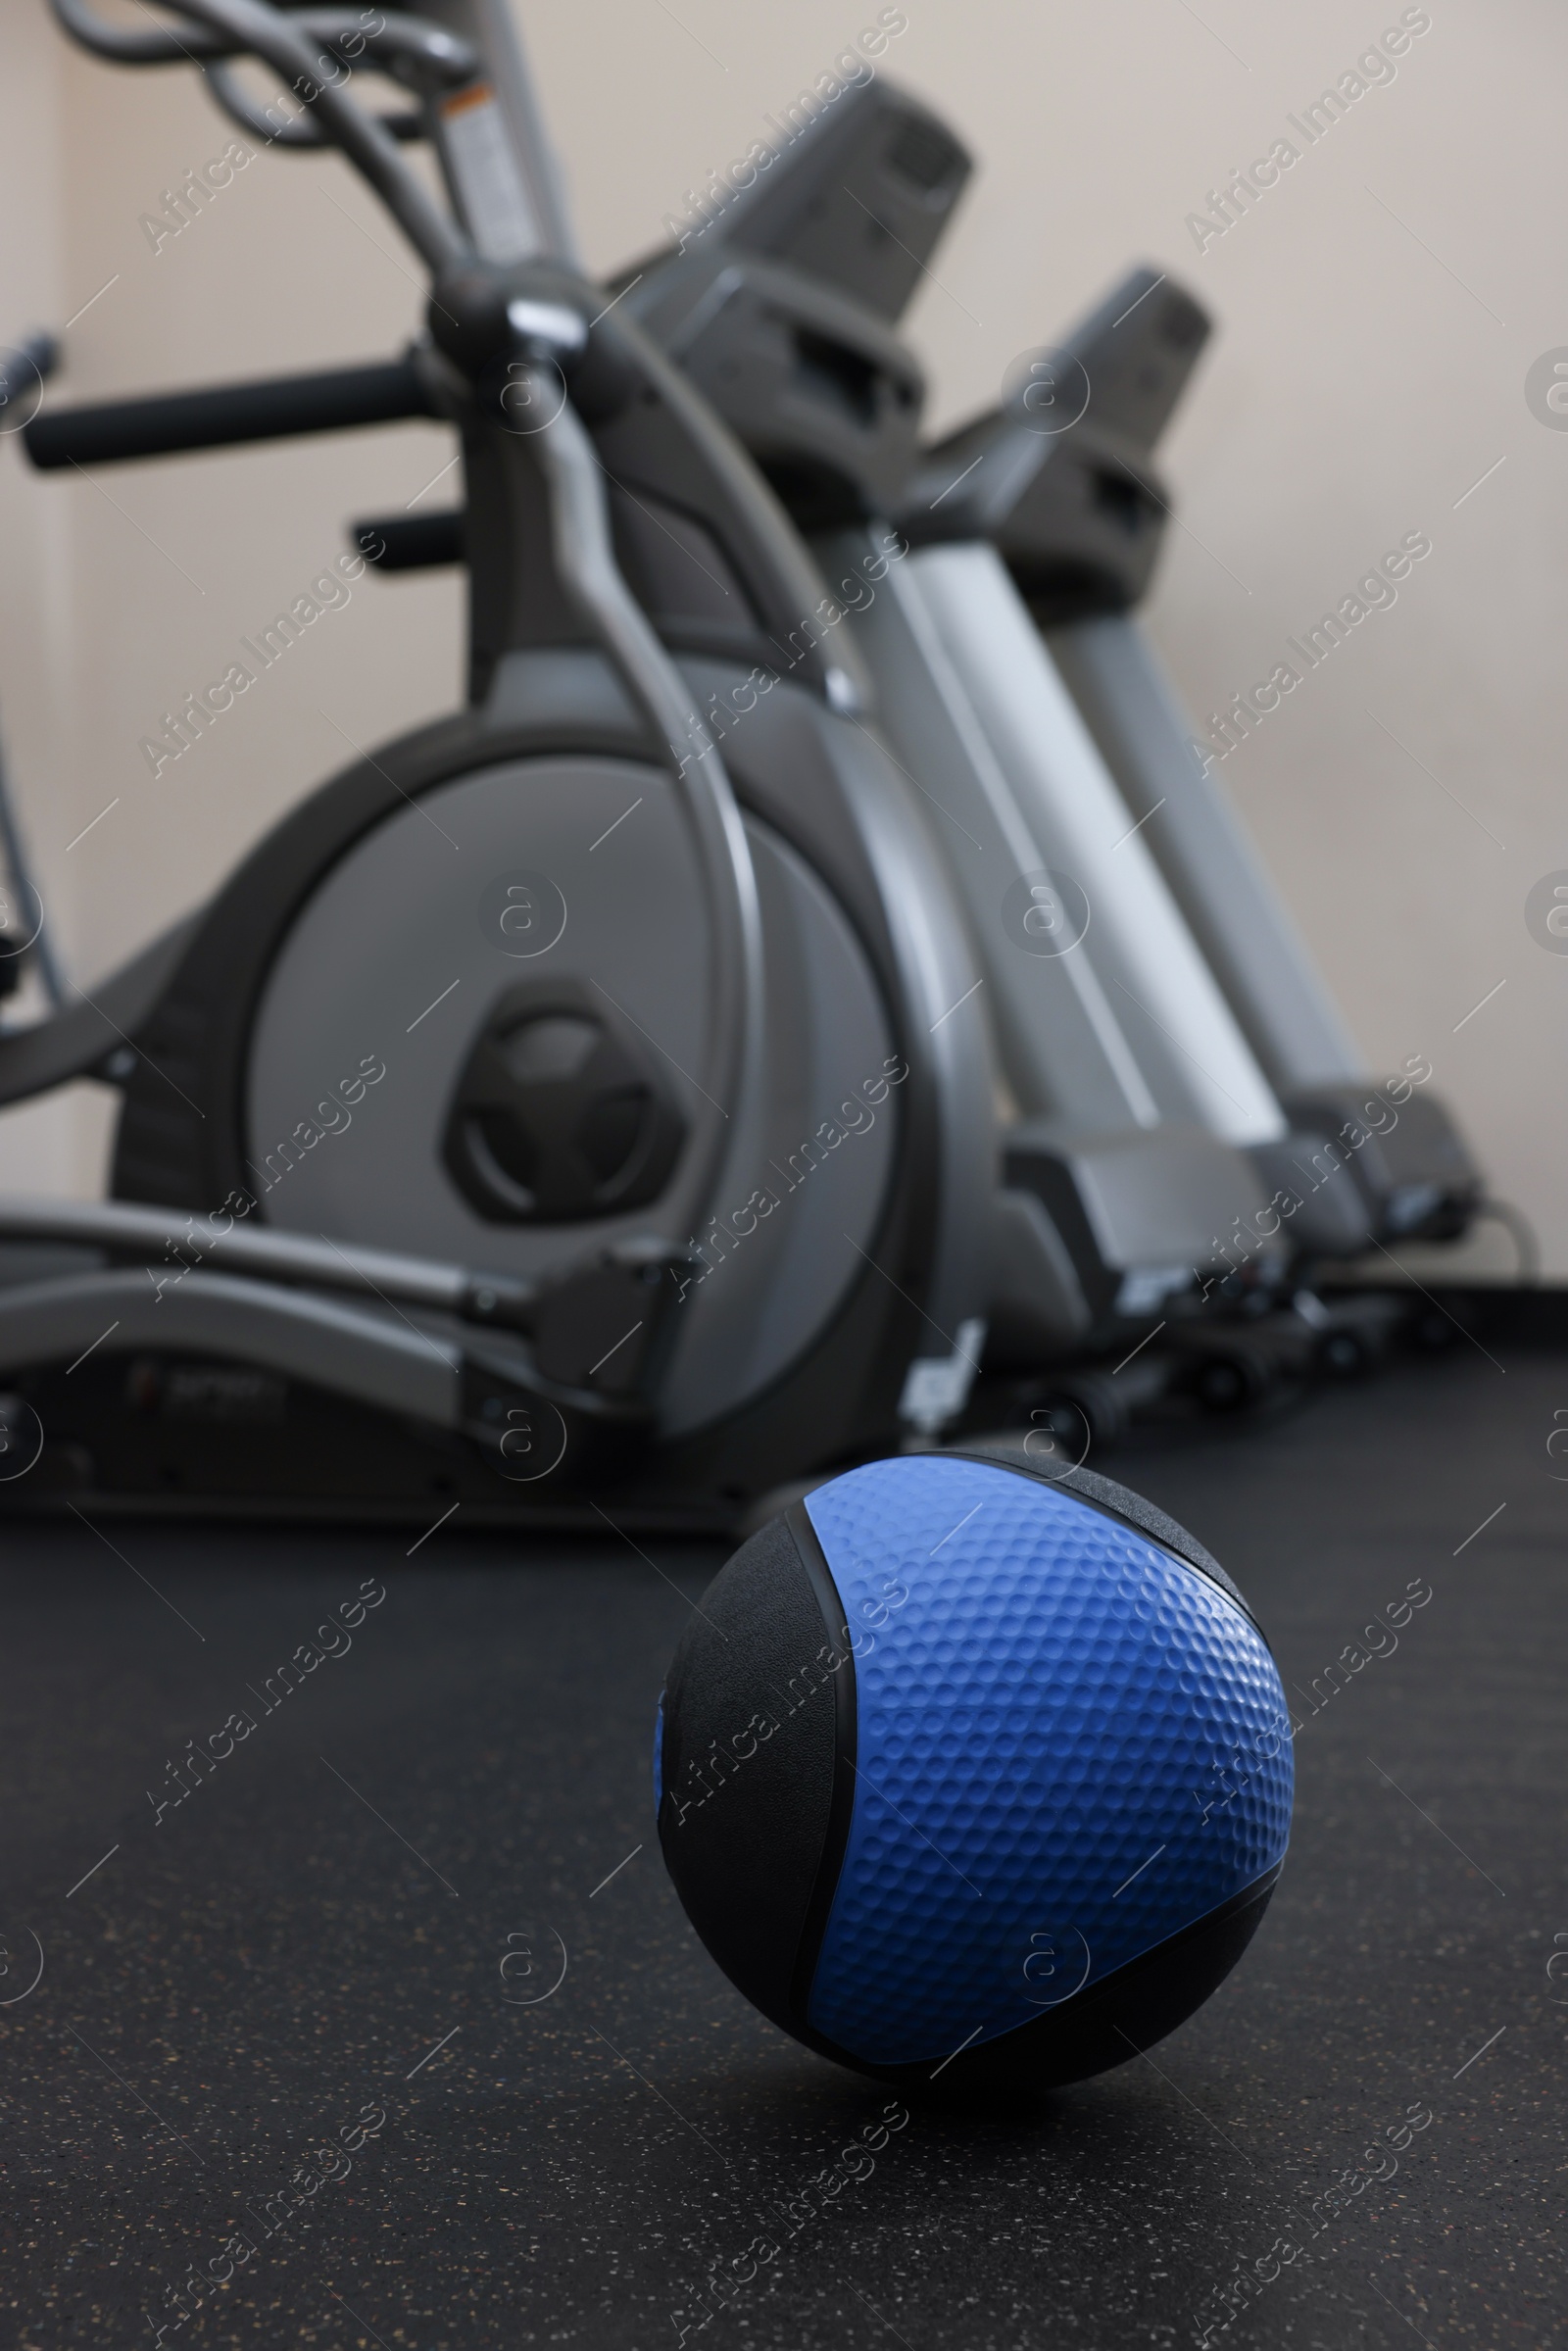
[605,84,1484,1324]
[350,73,1319,1364]
[604,86,1368,1347]
[0,0,996,1525]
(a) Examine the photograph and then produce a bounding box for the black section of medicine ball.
[657,1511,851,2039]
[825,1865,1282,2102]
[783,1500,860,2028]
[945,1447,1262,1638]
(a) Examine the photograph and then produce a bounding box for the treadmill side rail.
[908,546,1289,1151]
[1049,615,1364,1093]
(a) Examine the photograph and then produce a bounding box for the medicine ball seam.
[940,1448,1269,1646]
[785,1871,1288,2096]
[654,1514,842,2036]
[782,1499,860,2031]
[786,1865,1287,2095]
[854,1860,1286,2095]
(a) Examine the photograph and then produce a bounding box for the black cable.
[49,0,472,268]
[202,58,421,145]
[50,0,234,64]
[1472,1198,1541,1287]
[49,0,474,79]
[136,0,466,269]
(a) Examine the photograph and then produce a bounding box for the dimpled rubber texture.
[803,1455,1292,2068]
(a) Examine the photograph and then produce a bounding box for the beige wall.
[1,0,1562,1270]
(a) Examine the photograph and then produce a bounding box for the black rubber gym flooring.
[3,1343,1562,2348]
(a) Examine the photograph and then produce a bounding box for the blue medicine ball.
[655,1451,1292,2094]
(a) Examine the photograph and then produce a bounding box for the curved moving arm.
[528,381,765,1248]
[0,918,199,1105]
[43,0,765,1273]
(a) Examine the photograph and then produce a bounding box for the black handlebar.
[22,356,441,470]
[352,509,465,568]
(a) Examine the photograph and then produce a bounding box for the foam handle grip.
[23,358,438,470]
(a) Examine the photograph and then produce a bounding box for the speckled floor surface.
[2,1346,1562,2349]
